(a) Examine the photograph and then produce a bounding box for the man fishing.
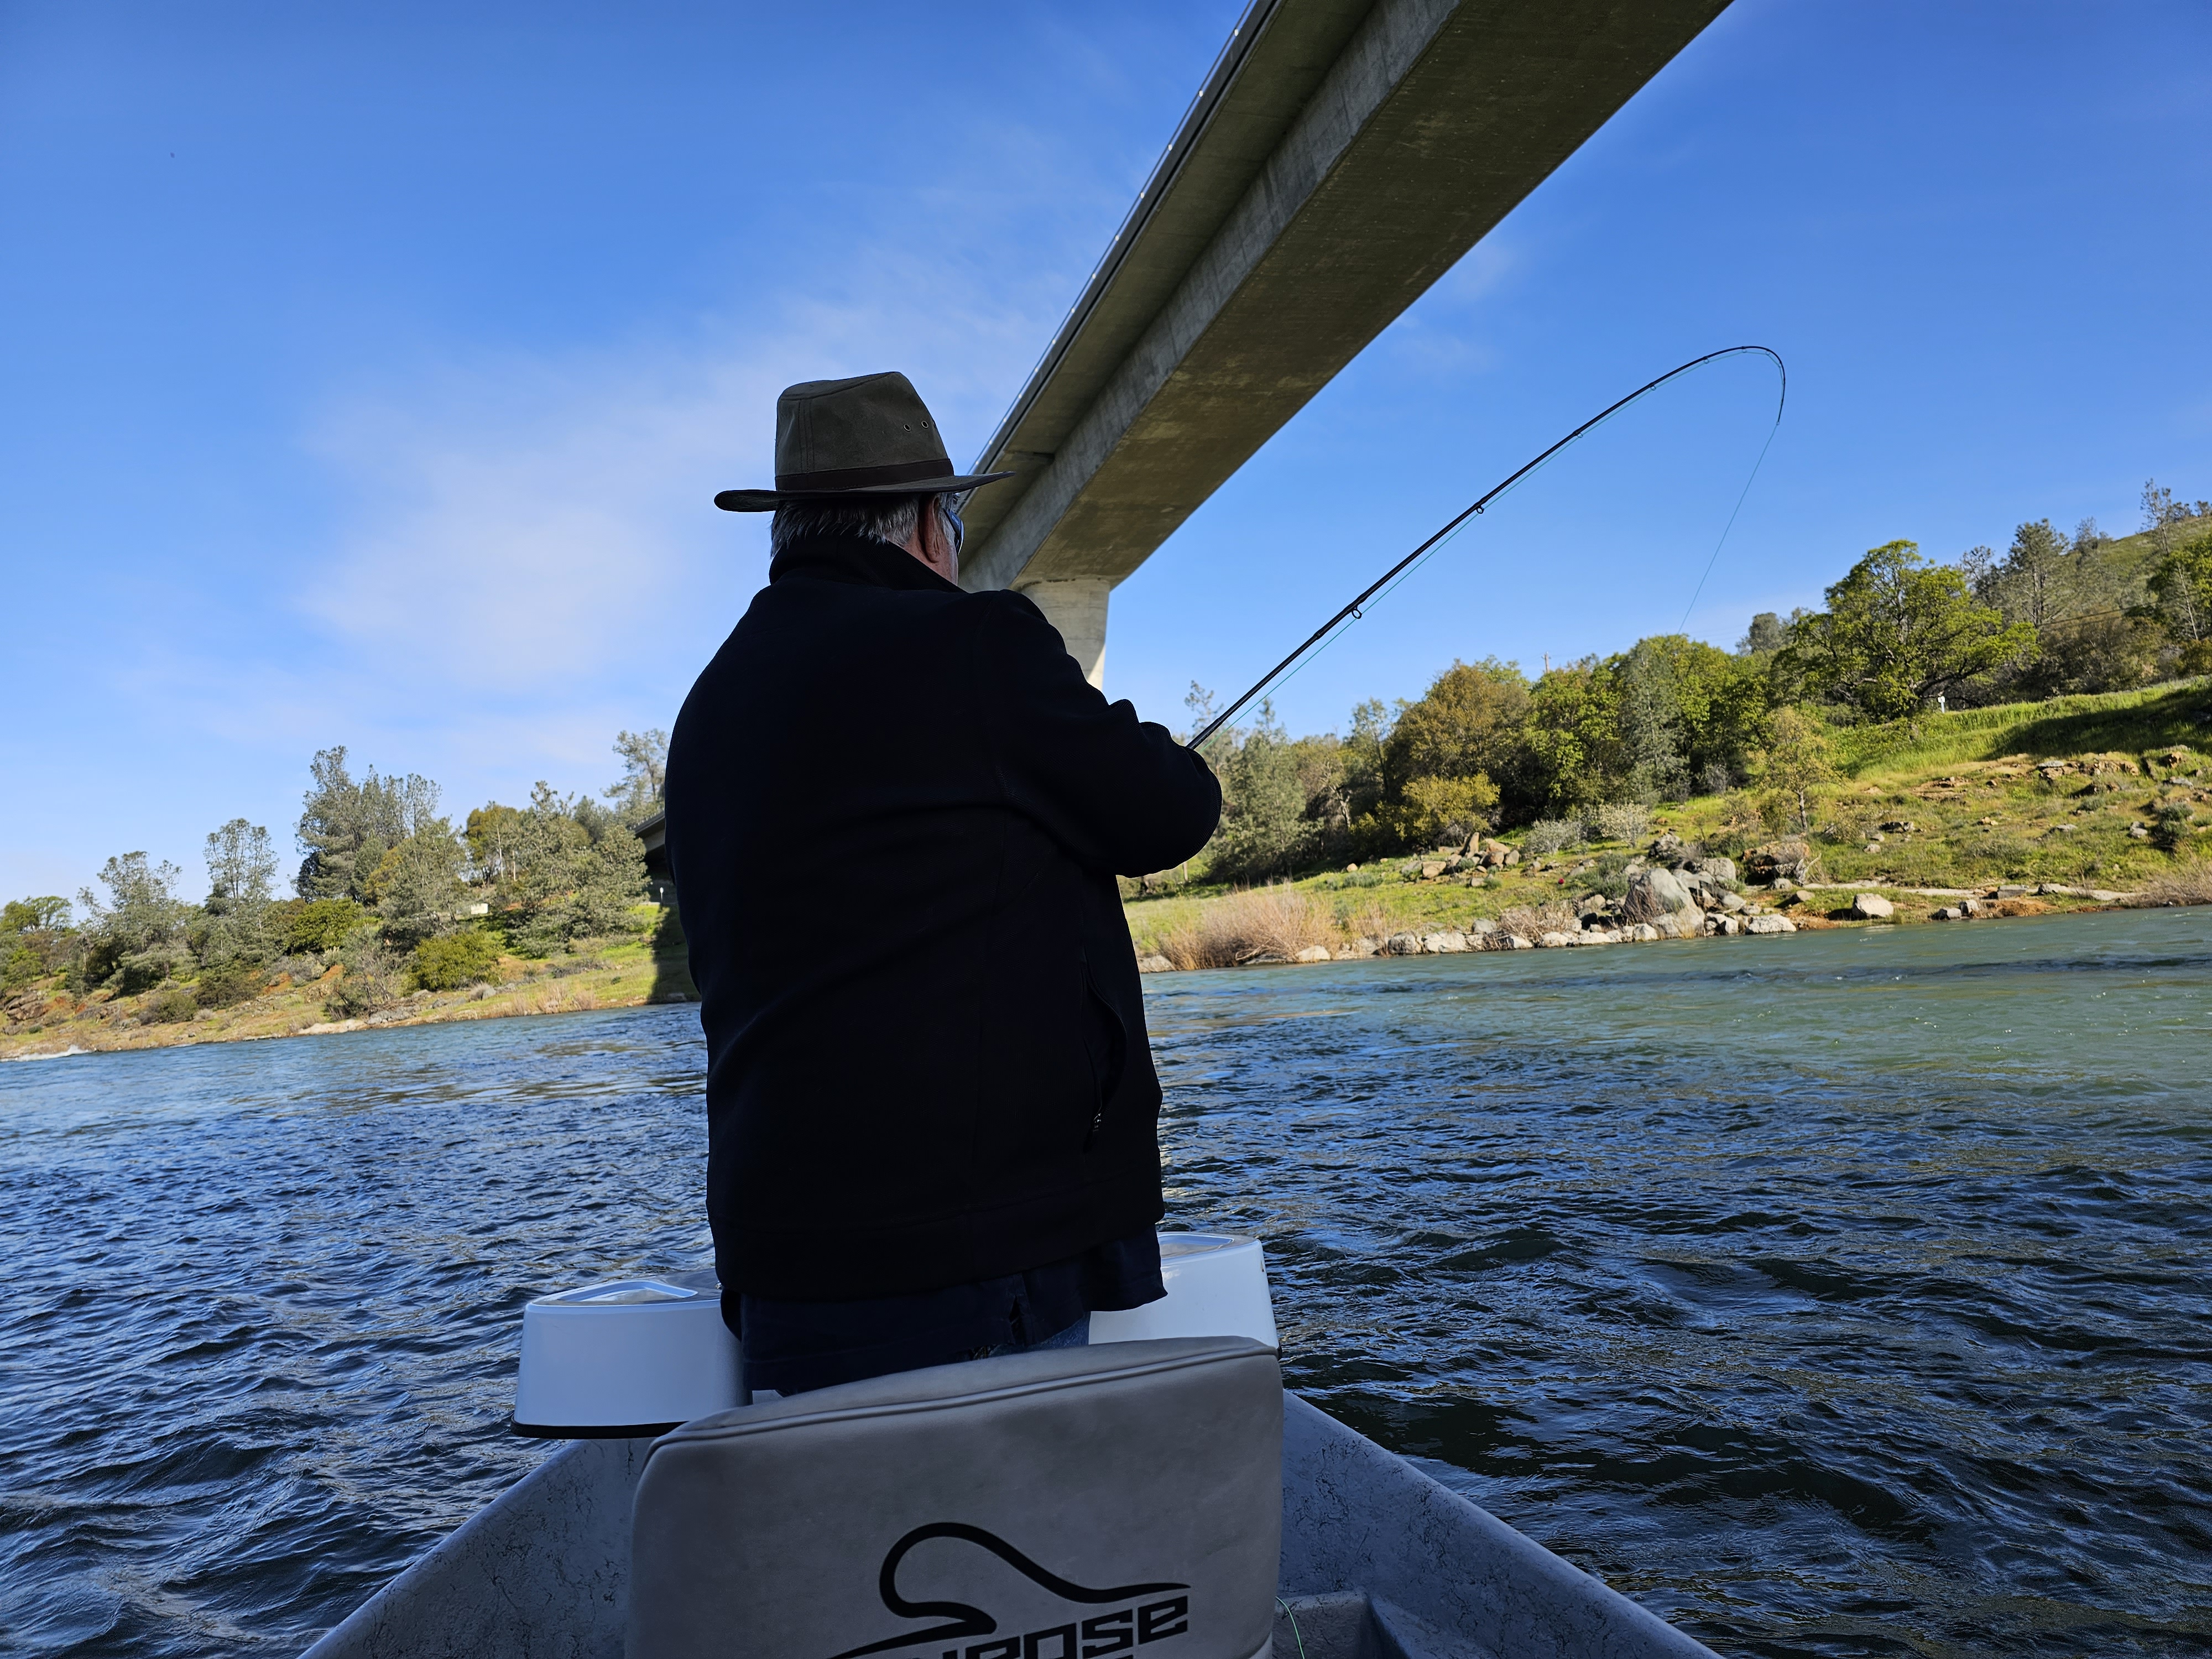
[662,371,1221,1397]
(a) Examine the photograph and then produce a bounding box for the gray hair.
[770,493,933,555]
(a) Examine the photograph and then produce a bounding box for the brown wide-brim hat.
[713,371,1013,512]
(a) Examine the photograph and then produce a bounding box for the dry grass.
[1496,902,1580,940]
[2140,857,2212,906]
[1156,886,1339,969]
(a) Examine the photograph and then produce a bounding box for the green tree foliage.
[1200,703,1314,880]
[2145,528,2212,658]
[1782,541,2037,719]
[195,818,281,969]
[3,898,71,932]
[488,782,647,954]
[410,928,502,991]
[1748,707,1838,832]
[296,747,445,901]
[2,899,72,992]
[606,729,670,824]
[284,898,370,954]
[362,822,468,948]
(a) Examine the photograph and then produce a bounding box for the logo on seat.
[828,1522,1191,1659]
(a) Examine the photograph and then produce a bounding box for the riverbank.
[0,916,698,1062]
[1127,691,2212,969]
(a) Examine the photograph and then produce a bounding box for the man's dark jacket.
[664,530,1220,1303]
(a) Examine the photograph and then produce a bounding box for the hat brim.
[714,469,1015,513]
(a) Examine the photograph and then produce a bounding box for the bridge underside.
[957,0,1729,683]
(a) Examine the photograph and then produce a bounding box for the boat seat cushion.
[628,1336,1283,1659]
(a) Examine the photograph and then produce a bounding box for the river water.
[2,908,2208,1657]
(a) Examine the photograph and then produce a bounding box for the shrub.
[116,947,183,997]
[2141,857,2212,907]
[326,935,403,1019]
[1154,887,1337,970]
[144,986,199,1024]
[1523,819,1583,855]
[286,898,368,954]
[1587,802,1651,844]
[1497,902,1580,940]
[2151,800,2196,852]
[412,930,502,991]
[195,962,265,1009]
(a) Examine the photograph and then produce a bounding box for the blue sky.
[3,0,2208,906]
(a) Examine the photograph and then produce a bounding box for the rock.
[1292,946,1332,964]
[1419,861,1447,879]
[1498,933,1533,950]
[1344,863,1359,873]
[1383,932,1424,956]
[1712,913,1741,936]
[1960,898,1984,917]
[1503,849,1520,867]
[2088,890,2126,904]
[1535,931,1573,948]
[1771,877,1796,894]
[1468,916,1497,935]
[1574,895,1610,918]
[1243,952,1292,966]
[1684,855,1739,885]
[1993,883,2031,898]
[1136,954,1176,973]
[1650,832,1687,858]
[1719,891,1747,912]
[1336,938,1380,959]
[1619,864,1698,922]
[1744,839,1815,884]
[1630,923,1661,942]
[2128,825,2152,839]
[1744,915,1796,935]
[1848,893,1895,919]
[1931,906,1963,921]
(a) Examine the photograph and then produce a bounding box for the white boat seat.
[628,1336,1284,1659]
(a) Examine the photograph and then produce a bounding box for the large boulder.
[1744,915,1796,935]
[1849,893,1895,920]
[1383,932,1424,956]
[1744,839,1815,884]
[1620,864,1698,924]
[1684,855,1739,885]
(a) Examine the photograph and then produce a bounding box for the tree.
[205,819,278,905]
[1206,703,1313,879]
[296,747,444,901]
[1522,658,1628,814]
[606,729,670,823]
[1750,707,1837,832]
[2145,528,2212,649]
[490,783,646,953]
[1384,660,1530,790]
[79,853,187,953]
[364,822,468,947]
[1781,541,2036,720]
[3,897,71,933]
[1738,612,1787,655]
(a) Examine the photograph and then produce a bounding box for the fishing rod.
[1188,345,1787,749]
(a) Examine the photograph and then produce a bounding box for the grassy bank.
[1,906,698,1062]
[1128,680,2212,968]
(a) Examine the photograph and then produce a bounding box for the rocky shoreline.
[1135,839,2147,974]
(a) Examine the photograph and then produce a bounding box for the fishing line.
[1190,345,1787,749]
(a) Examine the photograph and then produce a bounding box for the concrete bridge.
[957,0,1730,684]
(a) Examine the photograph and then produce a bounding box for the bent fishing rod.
[1189,345,1787,749]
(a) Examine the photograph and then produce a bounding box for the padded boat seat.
[629,1336,1284,1659]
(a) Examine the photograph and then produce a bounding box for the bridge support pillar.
[1016,578,1111,689]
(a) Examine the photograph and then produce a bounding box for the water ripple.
[1,909,2208,1657]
